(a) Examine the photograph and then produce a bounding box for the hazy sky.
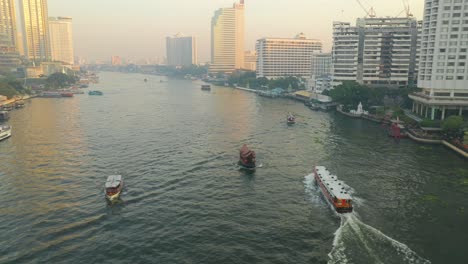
[48,0,425,63]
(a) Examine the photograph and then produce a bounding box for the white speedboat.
[105,175,124,200]
[0,125,12,141]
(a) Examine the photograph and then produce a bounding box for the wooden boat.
[238,144,256,169]
[201,84,211,91]
[15,100,25,108]
[61,92,74,97]
[314,166,353,213]
[105,175,124,200]
[0,125,12,141]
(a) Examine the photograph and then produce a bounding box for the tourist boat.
[88,90,103,96]
[2,104,13,111]
[15,100,25,108]
[41,91,63,98]
[0,111,10,122]
[201,84,211,91]
[313,166,353,213]
[287,114,296,125]
[105,175,124,200]
[0,125,12,141]
[238,144,256,169]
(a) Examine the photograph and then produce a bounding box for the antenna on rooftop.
[355,0,376,18]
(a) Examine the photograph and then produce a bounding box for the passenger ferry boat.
[0,125,12,141]
[287,114,296,125]
[314,166,353,213]
[105,175,124,200]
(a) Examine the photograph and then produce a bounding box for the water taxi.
[201,84,211,91]
[314,166,353,213]
[238,144,256,169]
[287,114,296,125]
[105,175,124,200]
[0,125,12,141]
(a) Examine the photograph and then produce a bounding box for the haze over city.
[47,0,425,62]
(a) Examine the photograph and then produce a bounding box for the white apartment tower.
[49,17,74,65]
[332,18,421,88]
[410,0,468,120]
[0,0,20,68]
[166,33,197,67]
[20,0,51,61]
[210,0,244,74]
[256,33,322,79]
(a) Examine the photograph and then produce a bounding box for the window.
[448,55,456,59]
[441,27,449,32]
[440,41,448,46]
[437,69,445,73]
[452,27,460,31]
[440,48,447,52]
[448,62,455,66]
[461,48,467,52]
[446,76,454,80]
[437,75,444,80]
[457,76,464,79]
[454,6,462,10]
[451,34,459,38]
[444,6,451,10]
[457,69,465,73]
[460,62,466,66]
[449,48,458,52]
[438,62,445,66]
[453,13,462,17]
[443,20,450,24]
[447,69,455,73]
[438,55,446,59]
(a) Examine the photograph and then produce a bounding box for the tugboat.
[238,144,256,169]
[287,114,296,125]
[201,84,211,91]
[313,166,353,213]
[105,175,124,201]
[0,125,12,141]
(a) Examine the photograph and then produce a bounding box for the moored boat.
[313,166,353,213]
[238,144,256,169]
[15,100,25,108]
[0,111,10,122]
[41,91,62,98]
[61,92,74,97]
[201,84,211,91]
[105,175,124,200]
[0,124,12,141]
[88,90,103,96]
[2,104,13,111]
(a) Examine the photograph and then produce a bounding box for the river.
[0,72,467,264]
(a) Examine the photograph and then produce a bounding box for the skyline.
[46,0,425,63]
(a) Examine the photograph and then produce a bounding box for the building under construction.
[332,17,422,88]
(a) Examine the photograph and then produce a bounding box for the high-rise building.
[111,56,122,65]
[332,17,421,88]
[243,51,257,71]
[409,0,468,120]
[49,17,74,65]
[311,52,333,92]
[20,0,51,61]
[166,33,197,66]
[256,33,322,79]
[210,0,245,74]
[0,0,20,69]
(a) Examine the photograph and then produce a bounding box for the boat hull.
[314,168,353,213]
[238,160,256,170]
[106,191,122,201]
[0,130,12,141]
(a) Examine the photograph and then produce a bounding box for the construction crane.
[355,0,376,18]
[396,0,413,17]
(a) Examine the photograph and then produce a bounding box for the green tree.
[0,83,18,99]
[442,115,465,139]
[46,72,77,89]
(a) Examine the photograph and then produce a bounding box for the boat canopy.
[315,166,352,200]
[105,175,122,188]
[240,144,255,159]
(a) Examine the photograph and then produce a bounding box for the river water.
[0,72,467,264]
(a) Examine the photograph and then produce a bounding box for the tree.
[442,115,465,140]
[0,83,18,99]
[46,72,77,89]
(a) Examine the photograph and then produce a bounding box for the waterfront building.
[243,50,256,71]
[0,0,20,69]
[310,52,332,92]
[210,0,244,74]
[166,33,197,67]
[49,17,74,65]
[20,0,51,61]
[256,33,322,79]
[111,56,122,66]
[332,17,421,88]
[409,0,468,120]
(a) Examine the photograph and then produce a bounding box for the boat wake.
[304,174,431,264]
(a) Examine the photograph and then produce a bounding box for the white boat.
[314,166,353,213]
[0,125,12,141]
[105,175,124,200]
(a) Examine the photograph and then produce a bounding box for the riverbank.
[336,104,468,159]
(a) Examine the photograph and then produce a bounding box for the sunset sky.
[47,0,425,63]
